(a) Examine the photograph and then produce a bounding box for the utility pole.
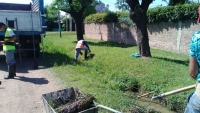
[58,10,62,38]
[70,15,72,31]
[65,13,68,31]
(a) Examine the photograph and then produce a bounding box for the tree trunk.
[70,8,85,41]
[74,17,84,41]
[126,0,152,57]
[134,12,151,57]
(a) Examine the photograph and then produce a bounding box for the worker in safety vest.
[0,22,17,79]
[75,39,91,61]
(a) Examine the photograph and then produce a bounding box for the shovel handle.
[152,84,196,99]
[163,84,195,96]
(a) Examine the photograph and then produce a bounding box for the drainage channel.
[137,97,176,113]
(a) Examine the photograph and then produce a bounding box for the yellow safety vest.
[3,28,15,51]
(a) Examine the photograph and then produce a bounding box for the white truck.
[0,0,46,58]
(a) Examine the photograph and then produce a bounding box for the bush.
[104,12,118,23]
[84,3,200,25]
[147,3,199,23]
[84,12,118,24]
[116,11,133,25]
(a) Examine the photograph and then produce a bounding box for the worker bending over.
[75,39,91,61]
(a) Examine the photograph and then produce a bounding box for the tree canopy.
[115,0,130,11]
[44,5,58,31]
[49,0,98,40]
[49,0,96,18]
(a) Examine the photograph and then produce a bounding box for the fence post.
[177,21,182,52]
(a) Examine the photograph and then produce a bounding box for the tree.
[125,0,152,57]
[44,5,58,31]
[51,0,96,41]
[115,0,130,11]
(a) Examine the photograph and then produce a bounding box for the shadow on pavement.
[0,53,50,73]
[15,76,49,85]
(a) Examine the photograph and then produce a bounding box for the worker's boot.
[4,65,15,79]
[84,51,88,59]
[13,63,16,76]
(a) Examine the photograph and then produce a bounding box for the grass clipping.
[50,87,95,113]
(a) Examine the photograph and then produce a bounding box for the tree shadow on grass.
[39,52,79,68]
[72,40,135,48]
[152,56,189,66]
[0,49,95,74]
[15,76,49,85]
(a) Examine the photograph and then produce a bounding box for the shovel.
[137,84,196,107]
[151,84,196,100]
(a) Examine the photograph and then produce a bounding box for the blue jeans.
[5,50,16,65]
[75,48,88,60]
[184,92,200,113]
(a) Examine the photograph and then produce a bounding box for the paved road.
[0,55,60,113]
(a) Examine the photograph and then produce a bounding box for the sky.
[0,0,169,11]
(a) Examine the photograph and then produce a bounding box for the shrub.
[147,3,199,23]
[84,12,118,24]
[85,3,200,25]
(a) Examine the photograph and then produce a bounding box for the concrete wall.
[85,19,200,54]
[85,23,137,45]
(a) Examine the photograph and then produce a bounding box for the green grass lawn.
[40,31,194,113]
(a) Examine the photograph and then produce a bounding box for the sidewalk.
[0,57,60,113]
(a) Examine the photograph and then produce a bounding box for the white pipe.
[97,104,122,113]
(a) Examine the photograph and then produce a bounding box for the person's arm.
[189,32,200,80]
[9,35,16,41]
[4,30,17,44]
[189,57,199,80]
[3,35,16,44]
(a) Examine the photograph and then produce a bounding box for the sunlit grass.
[40,31,193,112]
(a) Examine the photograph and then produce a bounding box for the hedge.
[84,3,200,25]
[147,3,199,23]
[84,12,118,24]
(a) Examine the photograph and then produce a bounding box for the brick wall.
[85,19,200,54]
